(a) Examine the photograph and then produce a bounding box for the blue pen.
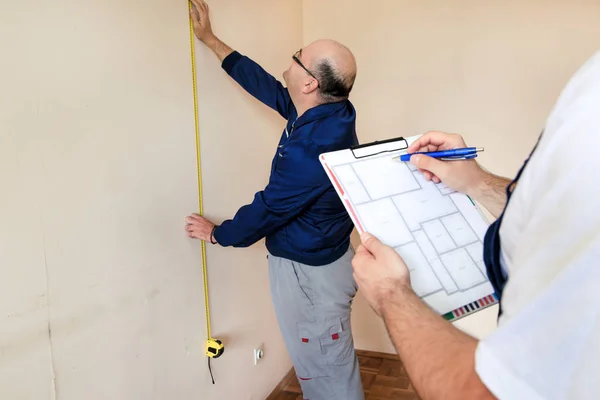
[393,147,484,162]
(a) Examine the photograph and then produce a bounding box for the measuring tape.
[188,1,224,384]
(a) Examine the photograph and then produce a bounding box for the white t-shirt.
[475,50,600,400]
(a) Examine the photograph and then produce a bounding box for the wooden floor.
[266,350,420,400]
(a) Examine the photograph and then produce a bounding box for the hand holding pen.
[398,131,488,196]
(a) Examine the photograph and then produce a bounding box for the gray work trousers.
[268,247,364,400]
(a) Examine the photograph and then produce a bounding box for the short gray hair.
[314,59,355,103]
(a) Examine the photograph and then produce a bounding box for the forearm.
[213,192,294,248]
[203,35,234,62]
[380,286,495,400]
[466,170,511,219]
[218,49,292,118]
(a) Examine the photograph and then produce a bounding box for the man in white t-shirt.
[352,50,600,399]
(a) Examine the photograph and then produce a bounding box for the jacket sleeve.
[213,140,328,248]
[222,51,293,120]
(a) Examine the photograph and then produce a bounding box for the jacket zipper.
[280,119,297,157]
[290,119,296,136]
[285,119,297,138]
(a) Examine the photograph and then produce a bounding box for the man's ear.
[302,78,319,95]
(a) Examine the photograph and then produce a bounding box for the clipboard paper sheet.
[320,136,498,321]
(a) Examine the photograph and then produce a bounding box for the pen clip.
[440,154,478,161]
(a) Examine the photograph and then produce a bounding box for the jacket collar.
[292,100,348,129]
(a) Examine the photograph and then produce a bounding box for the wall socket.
[253,343,264,365]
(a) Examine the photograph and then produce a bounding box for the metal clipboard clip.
[350,137,409,159]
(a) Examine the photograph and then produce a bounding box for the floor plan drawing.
[320,137,497,317]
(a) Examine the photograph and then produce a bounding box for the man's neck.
[293,99,320,120]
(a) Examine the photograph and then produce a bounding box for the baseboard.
[356,349,399,360]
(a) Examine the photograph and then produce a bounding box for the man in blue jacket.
[185,1,363,398]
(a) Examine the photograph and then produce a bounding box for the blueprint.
[320,136,496,316]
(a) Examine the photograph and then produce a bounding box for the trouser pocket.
[320,316,354,367]
[295,316,354,379]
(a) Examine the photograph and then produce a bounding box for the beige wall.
[3,0,600,398]
[303,0,600,353]
[1,1,301,399]
[197,0,303,398]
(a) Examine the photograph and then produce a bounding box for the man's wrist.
[203,34,218,49]
[464,167,493,199]
[462,167,511,219]
[379,282,414,318]
[205,35,234,63]
[210,225,219,245]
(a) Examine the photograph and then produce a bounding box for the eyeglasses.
[292,50,319,84]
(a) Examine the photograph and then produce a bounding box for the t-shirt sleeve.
[475,253,600,399]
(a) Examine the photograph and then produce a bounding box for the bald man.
[185,2,363,398]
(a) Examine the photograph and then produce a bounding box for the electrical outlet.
[253,343,264,365]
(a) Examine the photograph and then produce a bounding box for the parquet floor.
[266,350,420,400]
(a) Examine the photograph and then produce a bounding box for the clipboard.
[320,135,498,321]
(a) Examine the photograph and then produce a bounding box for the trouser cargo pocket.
[295,315,354,379]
